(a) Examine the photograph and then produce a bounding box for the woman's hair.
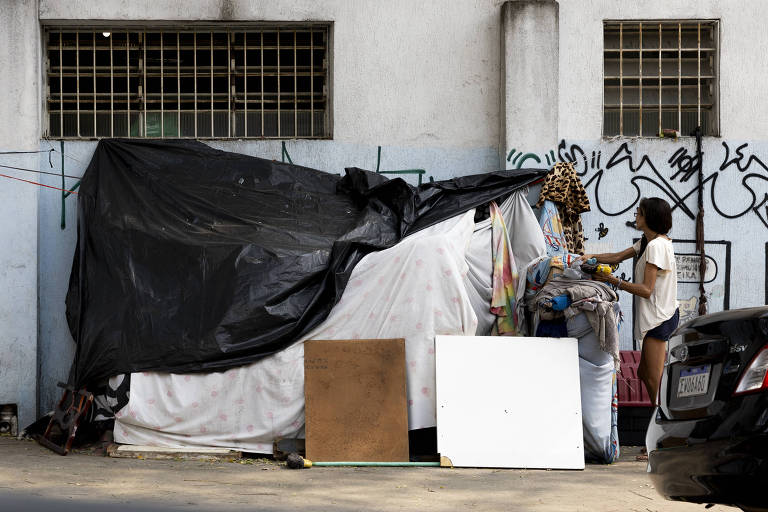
[638,197,673,234]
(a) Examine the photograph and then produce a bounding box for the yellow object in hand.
[595,264,613,275]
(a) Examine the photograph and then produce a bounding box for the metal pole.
[60,140,65,230]
[244,31,248,137]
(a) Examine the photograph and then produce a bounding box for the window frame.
[41,22,334,140]
[602,19,720,138]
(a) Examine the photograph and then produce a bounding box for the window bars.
[45,27,330,139]
[603,21,718,137]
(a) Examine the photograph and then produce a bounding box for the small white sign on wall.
[435,335,584,469]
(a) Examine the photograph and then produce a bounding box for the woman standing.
[581,197,679,406]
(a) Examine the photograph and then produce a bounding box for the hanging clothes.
[538,199,568,257]
[489,201,521,335]
[536,162,591,255]
[525,253,582,294]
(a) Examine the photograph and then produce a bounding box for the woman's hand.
[576,253,595,264]
[591,272,617,285]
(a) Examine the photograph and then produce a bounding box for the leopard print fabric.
[536,162,591,255]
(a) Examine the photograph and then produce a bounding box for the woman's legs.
[637,336,667,406]
[636,336,667,460]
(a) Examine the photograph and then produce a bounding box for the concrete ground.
[0,437,736,512]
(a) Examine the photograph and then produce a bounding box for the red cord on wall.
[0,172,79,195]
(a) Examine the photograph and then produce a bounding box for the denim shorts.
[645,308,680,341]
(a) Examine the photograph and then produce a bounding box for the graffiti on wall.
[506,148,557,169]
[676,253,717,283]
[513,138,762,324]
[513,139,768,228]
[513,138,757,346]
[672,241,730,326]
[559,140,768,228]
[594,222,609,239]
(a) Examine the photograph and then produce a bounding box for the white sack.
[579,355,615,462]
[569,312,617,462]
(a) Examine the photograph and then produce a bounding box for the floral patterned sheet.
[114,210,479,453]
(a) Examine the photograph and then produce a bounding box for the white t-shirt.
[633,237,678,341]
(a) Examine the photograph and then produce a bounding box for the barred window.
[45,26,331,139]
[603,21,718,137]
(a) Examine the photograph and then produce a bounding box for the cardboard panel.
[435,335,584,469]
[304,338,409,462]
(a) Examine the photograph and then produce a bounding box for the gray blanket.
[531,277,621,369]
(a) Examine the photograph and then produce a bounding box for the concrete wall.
[0,0,40,431]
[557,0,768,140]
[40,0,506,153]
[501,0,559,156]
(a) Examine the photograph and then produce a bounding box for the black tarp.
[66,139,545,387]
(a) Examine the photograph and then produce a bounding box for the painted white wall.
[502,0,559,155]
[0,0,40,431]
[557,0,768,140]
[39,0,506,151]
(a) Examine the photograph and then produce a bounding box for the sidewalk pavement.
[0,437,734,511]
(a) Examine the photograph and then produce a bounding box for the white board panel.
[435,335,584,469]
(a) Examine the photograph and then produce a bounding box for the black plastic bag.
[66,139,544,387]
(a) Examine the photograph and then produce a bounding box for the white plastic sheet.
[435,335,584,469]
[114,210,479,452]
[464,190,546,335]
